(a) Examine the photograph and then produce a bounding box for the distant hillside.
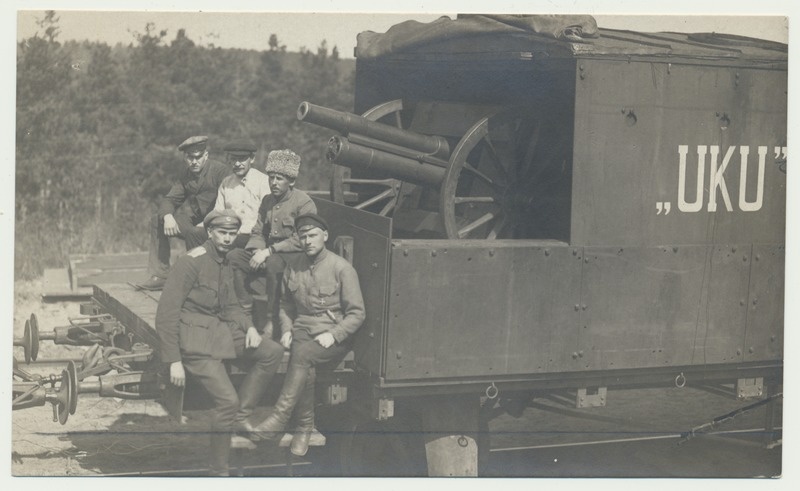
[16,15,356,278]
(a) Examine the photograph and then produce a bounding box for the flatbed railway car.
[13,15,786,476]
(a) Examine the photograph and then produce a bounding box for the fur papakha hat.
[265,149,301,178]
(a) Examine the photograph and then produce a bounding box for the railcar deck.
[91,282,355,375]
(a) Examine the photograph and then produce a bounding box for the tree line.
[15,12,356,278]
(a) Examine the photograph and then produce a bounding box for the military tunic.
[158,158,230,224]
[156,240,251,363]
[147,158,230,280]
[246,188,316,253]
[279,248,365,344]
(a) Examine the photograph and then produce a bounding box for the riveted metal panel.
[314,198,392,376]
[571,59,786,247]
[744,244,784,362]
[384,241,582,381]
[578,245,752,371]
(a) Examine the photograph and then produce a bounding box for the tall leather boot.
[290,368,316,456]
[264,265,283,335]
[208,432,232,476]
[250,364,308,441]
[234,365,273,433]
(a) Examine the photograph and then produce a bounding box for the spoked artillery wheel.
[311,99,541,238]
[328,99,404,216]
[440,115,535,239]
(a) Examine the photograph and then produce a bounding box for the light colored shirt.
[214,168,271,234]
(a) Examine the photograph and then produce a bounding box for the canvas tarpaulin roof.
[356,14,599,59]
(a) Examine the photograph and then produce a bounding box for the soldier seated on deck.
[250,213,366,457]
[155,209,284,476]
[227,149,316,336]
[137,136,230,291]
[213,140,272,249]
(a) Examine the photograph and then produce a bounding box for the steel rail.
[490,426,782,452]
[99,460,311,477]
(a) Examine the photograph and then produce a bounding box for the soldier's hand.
[280,331,293,350]
[245,327,262,349]
[163,214,181,237]
[249,248,271,269]
[170,361,186,387]
[315,332,335,348]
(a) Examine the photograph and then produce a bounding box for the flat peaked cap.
[178,135,208,153]
[265,149,301,178]
[203,209,241,230]
[223,140,258,157]
[295,213,328,233]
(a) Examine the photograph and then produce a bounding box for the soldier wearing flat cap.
[155,209,284,476]
[250,213,365,457]
[138,136,231,291]
[228,149,316,335]
[213,140,271,248]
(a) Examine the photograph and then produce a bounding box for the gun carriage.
[14,15,786,476]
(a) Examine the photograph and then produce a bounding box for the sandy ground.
[12,278,783,478]
[12,279,291,476]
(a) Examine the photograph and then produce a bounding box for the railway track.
[20,422,780,477]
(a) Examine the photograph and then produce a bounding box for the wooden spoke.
[483,135,510,182]
[463,163,497,187]
[486,215,509,240]
[354,186,397,211]
[453,196,496,205]
[458,211,498,238]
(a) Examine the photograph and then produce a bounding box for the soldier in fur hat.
[227,149,316,336]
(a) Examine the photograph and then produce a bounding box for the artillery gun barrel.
[298,101,451,159]
[327,136,446,188]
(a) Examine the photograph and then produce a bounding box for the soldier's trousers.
[228,250,297,327]
[182,337,283,475]
[147,212,207,279]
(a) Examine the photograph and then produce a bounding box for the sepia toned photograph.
[7,0,792,482]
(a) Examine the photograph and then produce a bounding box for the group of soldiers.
[144,136,366,476]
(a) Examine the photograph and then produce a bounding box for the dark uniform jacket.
[157,158,230,224]
[279,248,366,344]
[245,188,316,253]
[155,240,251,363]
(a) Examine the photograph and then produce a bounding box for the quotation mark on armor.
[774,146,787,173]
[656,202,672,215]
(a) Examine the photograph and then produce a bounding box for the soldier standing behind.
[251,213,365,457]
[138,136,230,291]
[155,209,284,476]
[227,149,316,334]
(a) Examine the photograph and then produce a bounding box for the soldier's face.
[229,155,253,178]
[184,150,208,174]
[208,226,238,254]
[267,172,294,199]
[299,227,328,257]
